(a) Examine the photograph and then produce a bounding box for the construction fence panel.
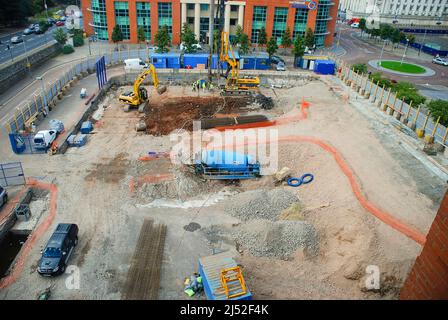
[0,162,26,187]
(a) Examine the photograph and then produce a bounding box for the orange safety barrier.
[0,178,58,289]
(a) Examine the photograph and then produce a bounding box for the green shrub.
[73,35,84,47]
[62,44,74,54]
[428,100,448,126]
[351,63,368,74]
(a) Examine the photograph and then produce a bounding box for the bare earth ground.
[0,77,445,300]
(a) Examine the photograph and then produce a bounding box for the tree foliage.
[62,44,74,54]
[304,28,315,49]
[258,27,267,46]
[351,63,368,74]
[54,28,67,45]
[266,36,278,59]
[428,100,448,126]
[234,25,244,45]
[239,33,250,55]
[281,27,292,48]
[111,25,123,43]
[137,26,146,43]
[154,25,171,53]
[292,35,305,61]
[181,23,198,53]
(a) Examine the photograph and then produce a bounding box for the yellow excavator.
[118,64,167,112]
[219,31,260,95]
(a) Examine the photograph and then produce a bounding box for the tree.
[281,26,292,49]
[266,36,278,59]
[428,100,448,126]
[351,63,368,74]
[54,28,67,45]
[408,34,416,45]
[154,25,171,53]
[380,24,393,42]
[111,25,124,43]
[235,25,244,44]
[258,27,267,46]
[359,18,367,37]
[213,29,220,53]
[137,26,146,43]
[239,33,250,55]
[304,28,315,49]
[180,23,198,53]
[292,35,305,66]
[390,28,401,49]
[62,44,74,54]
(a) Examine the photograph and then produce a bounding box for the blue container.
[165,53,181,68]
[150,53,167,68]
[199,252,252,300]
[240,52,270,70]
[80,121,93,134]
[184,53,209,69]
[211,55,227,69]
[151,53,181,69]
[314,60,336,75]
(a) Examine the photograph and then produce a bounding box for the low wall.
[0,188,32,243]
[0,42,61,94]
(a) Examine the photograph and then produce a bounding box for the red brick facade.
[400,192,448,300]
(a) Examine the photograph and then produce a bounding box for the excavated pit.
[144,96,265,136]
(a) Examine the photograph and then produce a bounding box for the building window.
[187,3,195,10]
[200,17,209,42]
[231,5,238,12]
[293,8,308,40]
[158,2,172,37]
[137,2,151,41]
[91,0,108,40]
[251,6,267,43]
[114,1,130,40]
[272,7,288,45]
[200,4,209,11]
[230,18,237,26]
[187,17,194,24]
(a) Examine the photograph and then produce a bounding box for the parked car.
[270,55,285,65]
[47,18,56,25]
[180,42,202,51]
[10,36,23,44]
[432,57,448,66]
[276,62,286,71]
[56,21,65,27]
[23,28,34,35]
[59,16,67,22]
[0,186,7,209]
[34,26,44,34]
[351,22,359,28]
[37,223,79,276]
[33,130,57,149]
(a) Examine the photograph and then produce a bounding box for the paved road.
[0,25,66,65]
[336,24,448,86]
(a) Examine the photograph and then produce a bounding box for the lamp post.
[36,76,49,114]
[23,40,31,74]
[379,39,386,66]
[418,28,427,56]
[400,38,409,65]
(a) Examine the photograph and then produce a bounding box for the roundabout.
[368,59,436,77]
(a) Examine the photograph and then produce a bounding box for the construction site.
[1,9,448,299]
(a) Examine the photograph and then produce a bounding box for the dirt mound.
[144,96,251,135]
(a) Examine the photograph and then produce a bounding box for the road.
[336,23,448,87]
[0,25,66,65]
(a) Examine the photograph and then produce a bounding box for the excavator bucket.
[157,85,167,95]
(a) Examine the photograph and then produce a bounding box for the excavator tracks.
[122,219,167,300]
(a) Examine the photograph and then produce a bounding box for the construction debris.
[274,167,292,182]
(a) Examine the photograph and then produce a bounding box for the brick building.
[82,0,339,47]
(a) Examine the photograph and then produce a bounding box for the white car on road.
[432,57,448,66]
[180,42,202,51]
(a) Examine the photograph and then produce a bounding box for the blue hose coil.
[287,178,303,187]
[287,173,314,187]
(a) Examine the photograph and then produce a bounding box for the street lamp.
[36,76,49,115]
[379,39,386,66]
[23,40,31,73]
[400,38,409,65]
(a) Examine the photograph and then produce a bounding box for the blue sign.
[95,56,107,89]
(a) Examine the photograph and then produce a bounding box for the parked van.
[124,58,149,71]
[33,130,57,149]
[38,223,79,276]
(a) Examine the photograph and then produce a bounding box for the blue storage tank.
[201,150,255,169]
[199,251,252,300]
[184,53,209,69]
[314,60,336,75]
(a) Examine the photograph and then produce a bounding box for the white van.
[34,130,57,149]
[124,58,149,72]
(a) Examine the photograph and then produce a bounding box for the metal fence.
[331,56,448,147]
[0,162,26,187]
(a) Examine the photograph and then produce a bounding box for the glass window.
[114,1,130,40]
[158,2,172,37]
[251,6,267,43]
[200,4,209,11]
[230,18,237,26]
[91,0,108,40]
[231,5,238,12]
[137,2,151,40]
[293,8,308,40]
[187,17,195,24]
[200,17,209,42]
[187,3,195,10]
[272,7,288,45]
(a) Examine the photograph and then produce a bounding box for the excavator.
[219,31,260,95]
[118,63,167,112]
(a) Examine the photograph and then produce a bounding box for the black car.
[270,55,285,65]
[37,223,78,276]
[0,186,7,208]
[34,27,44,34]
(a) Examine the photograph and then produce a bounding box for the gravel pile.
[233,219,319,258]
[226,189,299,221]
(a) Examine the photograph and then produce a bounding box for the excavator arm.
[133,64,159,100]
[220,31,238,80]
